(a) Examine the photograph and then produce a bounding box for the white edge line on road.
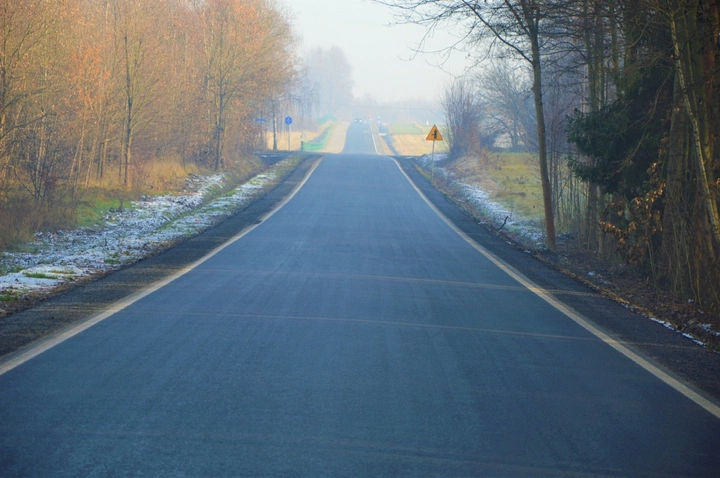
[392,157,720,421]
[0,156,325,376]
[369,124,381,156]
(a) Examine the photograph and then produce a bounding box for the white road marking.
[391,157,720,420]
[369,124,381,155]
[0,157,325,376]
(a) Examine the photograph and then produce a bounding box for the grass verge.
[448,152,544,222]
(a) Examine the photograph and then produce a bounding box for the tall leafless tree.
[443,78,482,159]
[479,62,534,151]
[378,0,558,250]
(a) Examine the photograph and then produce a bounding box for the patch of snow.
[648,317,707,346]
[462,183,544,245]
[698,322,720,338]
[416,156,544,246]
[682,333,705,346]
[0,159,293,308]
[650,317,674,330]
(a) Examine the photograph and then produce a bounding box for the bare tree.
[111,0,165,188]
[378,0,557,250]
[666,0,720,244]
[443,78,482,159]
[0,0,57,179]
[479,62,534,151]
[195,0,294,169]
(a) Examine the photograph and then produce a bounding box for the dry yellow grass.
[265,126,322,151]
[320,121,349,153]
[264,122,348,153]
[380,124,449,156]
[390,134,448,156]
[134,156,201,193]
[450,152,544,221]
[81,155,202,194]
[377,137,394,155]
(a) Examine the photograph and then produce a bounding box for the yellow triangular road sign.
[426,124,443,141]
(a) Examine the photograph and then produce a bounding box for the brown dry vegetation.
[265,125,327,152]
[0,0,295,251]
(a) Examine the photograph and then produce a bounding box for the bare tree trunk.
[272,101,279,151]
[662,77,695,298]
[122,30,133,189]
[669,1,720,243]
[214,100,225,170]
[529,27,556,251]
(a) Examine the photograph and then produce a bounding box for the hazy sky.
[283,0,470,104]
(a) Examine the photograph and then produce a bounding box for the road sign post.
[285,116,293,151]
[426,125,443,184]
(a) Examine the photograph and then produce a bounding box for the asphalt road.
[1,123,720,476]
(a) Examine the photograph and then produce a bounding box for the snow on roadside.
[416,154,718,348]
[461,185,545,246]
[649,317,707,347]
[416,154,545,247]
[0,160,292,312]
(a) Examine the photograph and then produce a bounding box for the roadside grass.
[384,124,449,156]
[133,156,201,193]
[318,121,349,153]
[390,134,448,156]
[0,265,24,275]
[0,195,75,249]
[0,294,17,302]
[77,153,263,232]
[265,125,323,151]
[22,272,57,280]
[6,243,41,254]
[153,154,301,235]
[50,269,75,277]
[448,152,545,222]
[76,193,128,228]
[0,149,270,254]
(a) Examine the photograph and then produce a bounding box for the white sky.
[283,0,471,104]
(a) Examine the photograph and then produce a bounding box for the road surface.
[1,123,719,476]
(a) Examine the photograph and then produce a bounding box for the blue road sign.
[285,116,293,125]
